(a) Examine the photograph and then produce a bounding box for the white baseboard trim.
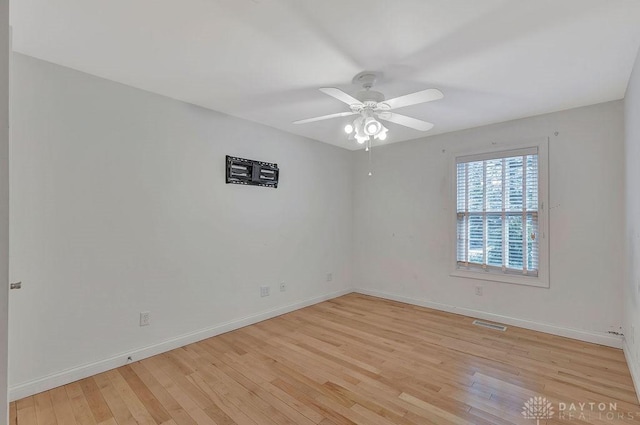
[623,339,640,404]
[354,288,623,349]
[9,288,352,401]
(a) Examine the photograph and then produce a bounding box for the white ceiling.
[10,0,640,150]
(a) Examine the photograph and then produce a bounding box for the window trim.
[449,138,550,288]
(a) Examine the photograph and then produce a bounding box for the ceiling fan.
[294,71,443,145]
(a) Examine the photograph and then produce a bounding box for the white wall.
[623,47,640,396]
[0,0,9,420]
[353,100,625,345]
[8,53,353,396]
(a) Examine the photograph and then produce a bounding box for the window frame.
[449,138,549,288]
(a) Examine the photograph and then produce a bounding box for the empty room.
[1,0,640,424]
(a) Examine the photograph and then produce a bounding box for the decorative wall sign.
[226,155,279,188]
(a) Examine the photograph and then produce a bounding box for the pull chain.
[368,138,373,176]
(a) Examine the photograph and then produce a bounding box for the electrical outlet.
[475,286,483,296]
[139,311,150,327]
[326,273,333,282]
[280,282,286,292]
[260,286,270,297]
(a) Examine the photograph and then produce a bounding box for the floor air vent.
[472,320,507,331]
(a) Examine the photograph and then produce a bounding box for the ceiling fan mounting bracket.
[352,71,383,89]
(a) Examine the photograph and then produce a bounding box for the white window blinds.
[456,147,539,276]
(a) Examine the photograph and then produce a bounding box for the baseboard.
[354,288,623,349]
[11,287,623,401]
[9,288,352,401]
[623,339,640,404]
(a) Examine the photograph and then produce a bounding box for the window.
[454,144,547,286]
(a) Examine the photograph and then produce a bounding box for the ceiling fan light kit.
[293,71,444,150]
[345,113,388,145]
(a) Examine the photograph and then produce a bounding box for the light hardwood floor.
[10,294,639,425]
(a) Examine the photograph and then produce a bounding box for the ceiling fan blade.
[319,87,363,106]
[378,112,434,131]
[293,111,357,125]
[383,88,443,110]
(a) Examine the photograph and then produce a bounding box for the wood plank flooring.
[10,294,639,424]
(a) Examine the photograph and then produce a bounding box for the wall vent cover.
[472,320,507,331]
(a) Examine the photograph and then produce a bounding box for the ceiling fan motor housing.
[357,90,385,104]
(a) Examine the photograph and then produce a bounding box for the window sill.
[450,269,549,288]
